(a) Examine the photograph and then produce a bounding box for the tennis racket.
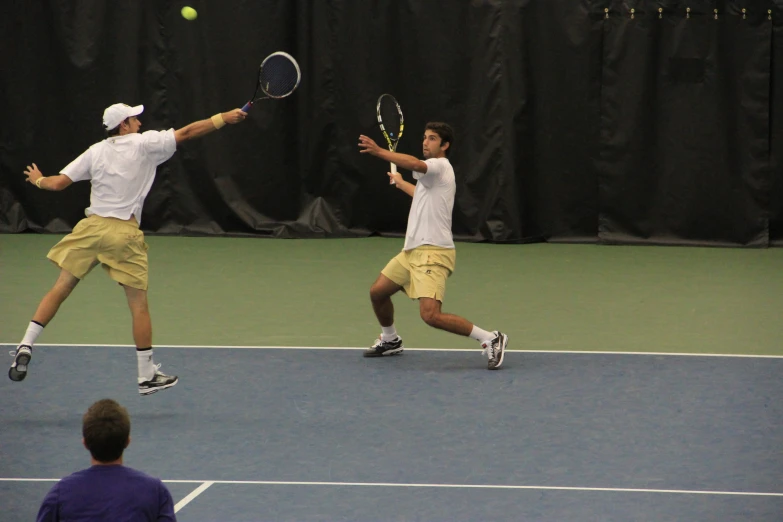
[376,94,404,184]
[241,52,302,112]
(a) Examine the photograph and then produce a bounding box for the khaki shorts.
[47,215,149,290]
[381,246,456,301]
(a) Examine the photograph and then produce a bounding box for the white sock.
[136,348,156,381]
[21,321,44,346]
[469,325,495,344]
[381,325,398,341]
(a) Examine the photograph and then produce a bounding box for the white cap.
[103,103,144,130]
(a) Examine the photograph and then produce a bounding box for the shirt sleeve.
[140,129,177,166]
[412,158,445,187]
[157,481,177,522]
[60,149,93,182]
[36,482,60,522]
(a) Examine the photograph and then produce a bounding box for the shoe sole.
[138,377,179,396]
[8,351,31,382]
[488,334,508,370]
[363,347,404,358]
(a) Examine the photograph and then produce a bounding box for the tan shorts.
[47,215,149,290]
[381,246,456,301]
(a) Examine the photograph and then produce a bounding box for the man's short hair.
[424,122,454,156]
[82,399,131,462]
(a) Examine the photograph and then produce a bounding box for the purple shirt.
[36,465,176,522]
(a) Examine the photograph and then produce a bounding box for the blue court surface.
[1,345,781,521]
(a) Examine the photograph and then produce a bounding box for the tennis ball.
[181,6,197,20]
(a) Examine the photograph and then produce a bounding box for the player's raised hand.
[23,163,43,185]
[358,135,382,156]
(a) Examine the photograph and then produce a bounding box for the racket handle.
[390,162,397,185]
[241,101,252,113]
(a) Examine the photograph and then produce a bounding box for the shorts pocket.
[124,230,148,256]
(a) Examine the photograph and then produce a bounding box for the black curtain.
[771,0,783,245]
[1,0,782,246]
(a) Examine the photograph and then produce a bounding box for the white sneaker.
[9,344,33,382]
[481,332,508,370]
[138,364,179,395]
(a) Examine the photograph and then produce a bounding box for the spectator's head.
[82,399,131,463]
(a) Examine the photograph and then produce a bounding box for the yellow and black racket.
[376,94,404,184]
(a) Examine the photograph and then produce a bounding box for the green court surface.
[1,234,780,355]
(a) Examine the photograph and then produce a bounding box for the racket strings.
[379,102,402,139]
[259,56,300,98]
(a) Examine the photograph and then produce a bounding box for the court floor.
[1,344,781,521]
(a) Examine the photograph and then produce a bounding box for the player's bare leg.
[123,285,178,395]
[9,269,80,382]
[370,274,401,327]
[419,297,509,370]
[33,269,81,325]
[418,297,473,335]
[124,285,152,348]
[365,274,405,357]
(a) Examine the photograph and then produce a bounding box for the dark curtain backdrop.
[1,0,782,245]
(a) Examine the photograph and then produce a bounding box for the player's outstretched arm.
[358,135,428,173]
[174,109,247,144]
[23,163,73,191]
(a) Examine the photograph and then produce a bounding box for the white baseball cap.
[103,103,144,130]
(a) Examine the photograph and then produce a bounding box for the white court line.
[173,481,214,513]
[1,478,781,497]
[0,343,781,358]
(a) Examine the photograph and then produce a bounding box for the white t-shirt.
[61,129,177,225]
[403,157,456,251]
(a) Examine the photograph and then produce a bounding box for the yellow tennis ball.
[181,6,197,20]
